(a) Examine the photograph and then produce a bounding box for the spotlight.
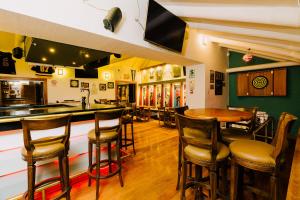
[103,7,122,32]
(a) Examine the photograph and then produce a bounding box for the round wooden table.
[184,108,252,122]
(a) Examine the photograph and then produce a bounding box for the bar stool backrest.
[21,114,72,153]
[271,112,297,162]
[176,113,219,162]
[174,106,189,115]
[94,109,124,140]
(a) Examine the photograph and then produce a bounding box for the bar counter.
[0,103,121,123]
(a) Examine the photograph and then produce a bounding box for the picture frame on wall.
[81,82,89,89]
[210,70,215,83]
[70,79,79,88]
[99,83,106,91]
[107,82,114,89]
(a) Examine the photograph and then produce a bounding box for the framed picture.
[99,84,106,91]
[210,70,215,83]
[70,79,79,88]
[81,82,89,89]
[107,82,114,89]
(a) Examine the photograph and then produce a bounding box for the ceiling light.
[49,48,56,53]
[41,57,47,62]
[84,53,90,58]
[72,61,76,65]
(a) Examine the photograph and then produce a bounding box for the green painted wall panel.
[229,52,300,136]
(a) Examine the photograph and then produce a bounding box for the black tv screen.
[144,0,186,53]
[75,69,98,78]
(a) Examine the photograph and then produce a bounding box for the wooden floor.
[69,120,190,200]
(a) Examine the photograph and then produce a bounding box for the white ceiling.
[158,0,299,6]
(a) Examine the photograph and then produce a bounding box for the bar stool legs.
[27,161,36,200]
[122,122,136,155]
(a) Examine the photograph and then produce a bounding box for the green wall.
[229,52,300,136]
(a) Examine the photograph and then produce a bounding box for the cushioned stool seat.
[185,143,230,165]
[21,141,65,160]
[88,129,118,141]
[230,140,275,170]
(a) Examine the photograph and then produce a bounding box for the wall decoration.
[103,71,111,81]
[173,65,181,78]
[156,67,163,81]
[174,84,181,107]
[189,80,195,94]
[0,52,16,74]
[57,68,64,75]
[210,70,214,83]
[107,82,114,89]
[156,85,162,107]
[123,73,130,80]
[215,71,224,95]
[31,65,55,75]
[131,69,136,81]
[237,68,286,96]
[149,68,155,79]
[252,76,268,89]
[81,82,89,89]
[173,66,181,78]
[242,48,253,63]
[99,83,106,91]
[189,69,195,78]
[70,79,79,88]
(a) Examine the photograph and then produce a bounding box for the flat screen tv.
[144,0,186,53]
[75,69,98,78]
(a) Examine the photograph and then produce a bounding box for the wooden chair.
[121,104,136,155]
[176,114,230,200]
[174,106,189,190]
[158,107,165,126]
[21,114,72,200]
[222,106,258,144]
[286,128,300,200]
[230,112,297,200]
[136,107,151,122]
[164,108,176,128]
[87,109,124,199]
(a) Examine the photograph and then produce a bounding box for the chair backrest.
[271,112,297,162]
[21,114,72,152]
[175,113,219,161]
[174,106,189,115]
[227,106,258,133]
[94,109,124,139]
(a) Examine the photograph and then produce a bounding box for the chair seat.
[88,129,118,142]
[21,138,65,160]
[122,114,132,124]
[184,143,230,165]
[230,140,275,170]
[221,127,252,143]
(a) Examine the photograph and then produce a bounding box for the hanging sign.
[31,65,55,75]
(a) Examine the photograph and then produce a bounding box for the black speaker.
[12,47,23,59]
[183,66,186,76]
[103,7,122,32]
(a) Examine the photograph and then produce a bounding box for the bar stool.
[121,106,136,155]
[230,112,297,200]
[20,114,72,200]
[176,114,230,200]
[87,109,124,199]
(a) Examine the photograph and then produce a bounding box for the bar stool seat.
[21,141,65,160]
[88,129,118,141]
[230,140,275,170]
[184,143,229,164]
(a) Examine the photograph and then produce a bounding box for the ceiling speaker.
[103,7,122,32]
[12,47,23,59]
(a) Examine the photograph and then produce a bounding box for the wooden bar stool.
[176,114,230,200]
[230,112,297,200]
[87,109,124,199]
[21,114,72,200]
[121,106,136,155]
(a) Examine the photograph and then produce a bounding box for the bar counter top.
[0,103,122,123]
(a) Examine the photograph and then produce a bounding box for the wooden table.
[184,108,252,122]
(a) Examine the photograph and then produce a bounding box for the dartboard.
[252,76,268,89]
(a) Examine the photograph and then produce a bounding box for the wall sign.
[31,65,55,75]
[252,76,268,89]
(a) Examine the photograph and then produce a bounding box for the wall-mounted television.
[144,0,186,53]
[75,69,98,78]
